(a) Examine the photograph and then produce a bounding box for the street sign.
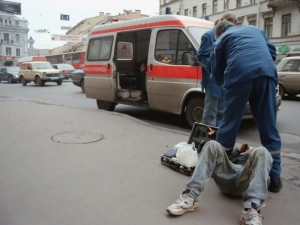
[278,45,290,54]
[61,26,72,31]
[60,14,70,21]
[51,34,84,42]
[0,1,21,14]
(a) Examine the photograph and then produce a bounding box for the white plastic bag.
[174,142,198,167]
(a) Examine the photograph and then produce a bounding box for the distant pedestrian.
[211,20,282,193]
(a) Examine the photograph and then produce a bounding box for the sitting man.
[166,140,273,225]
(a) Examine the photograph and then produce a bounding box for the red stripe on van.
[84,64,112,75]
[148,65,202,80]
[91,20,212,35]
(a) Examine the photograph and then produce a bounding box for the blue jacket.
[211,25,277,88]
[197,29,224,98]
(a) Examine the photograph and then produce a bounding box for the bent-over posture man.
[167,140,272,225]
[211,20,282,193]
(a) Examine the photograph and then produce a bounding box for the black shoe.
[269,177,282,193]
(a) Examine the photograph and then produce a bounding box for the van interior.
[114,29,151,101]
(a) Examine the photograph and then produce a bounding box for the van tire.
[35,76,44,86]
[185,97,204,128]
[96,100,116,111]
[80,80,85,93]
[57,80,63,85]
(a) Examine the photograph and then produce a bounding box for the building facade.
[159,0,300,58]
[0,12,28,66]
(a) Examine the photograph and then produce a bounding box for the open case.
[160,123,218,176]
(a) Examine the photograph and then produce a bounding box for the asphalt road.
[1,81,299,154]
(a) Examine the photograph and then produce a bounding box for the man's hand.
[239,144,254,155]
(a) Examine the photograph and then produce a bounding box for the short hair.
[220,11,237,24]
[214,20,234,39]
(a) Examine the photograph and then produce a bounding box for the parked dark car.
[0,66,20,83]
[52,63,75,80]
[71,69,85,93]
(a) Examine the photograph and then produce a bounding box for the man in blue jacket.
[197,19,224,127]
[197,11,237,127]
[211,20,282,193]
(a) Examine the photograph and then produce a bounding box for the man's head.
[220,11,237,24]
[214,20,234,39]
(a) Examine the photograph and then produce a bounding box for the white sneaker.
[240,208,263,225]
[166,193,199,216]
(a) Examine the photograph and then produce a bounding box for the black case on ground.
[160,123,218,176]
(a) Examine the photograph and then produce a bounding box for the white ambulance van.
[84,15,213,127]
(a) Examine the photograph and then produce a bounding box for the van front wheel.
[96,100,116,111]
[185,97,204,128]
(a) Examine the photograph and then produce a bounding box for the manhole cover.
[280,133,300,145]
[51,131,103,144]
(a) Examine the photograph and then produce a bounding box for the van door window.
[155,30,195,65]
[87,36,114,61]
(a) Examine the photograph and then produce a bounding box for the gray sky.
[12,0,159,49]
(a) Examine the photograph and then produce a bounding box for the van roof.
[90,15,213,36]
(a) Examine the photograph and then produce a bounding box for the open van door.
[84,36,117,110]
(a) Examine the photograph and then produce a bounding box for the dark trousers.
[216,77,281,178]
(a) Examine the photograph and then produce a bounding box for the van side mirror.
[182,52,198,66]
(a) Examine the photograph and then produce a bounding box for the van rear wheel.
[184,97,204,128]
[96,100,116,111]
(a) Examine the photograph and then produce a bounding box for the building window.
[264,17,273,38]
[15,21,19,26]
[184,9,189,16]
[224,0,230,10]
[16,48,21,57]
[249,20,256,26]
[250,0,257,5]
[237,17,244,25]
[193,6,197,17]
[202,3,207,17]
[4,33,9,42]
[213,0,218,14]
[16,34,20,42]
[236,0,241,8]
[0,18,3,25]
[247,15,257,26]
[6,47,12,56]
[282,14,291,37]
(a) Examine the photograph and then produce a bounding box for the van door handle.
[107,63,111,70]
[150,64,153,71]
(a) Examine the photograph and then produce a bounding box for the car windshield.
[56,64,75,70]
[187,26,211,48]
[6,67,20,73]
[32,62,54,69]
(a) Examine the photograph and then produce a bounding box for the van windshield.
[187,27,211,47]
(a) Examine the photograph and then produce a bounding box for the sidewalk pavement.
[0,98,299,225]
